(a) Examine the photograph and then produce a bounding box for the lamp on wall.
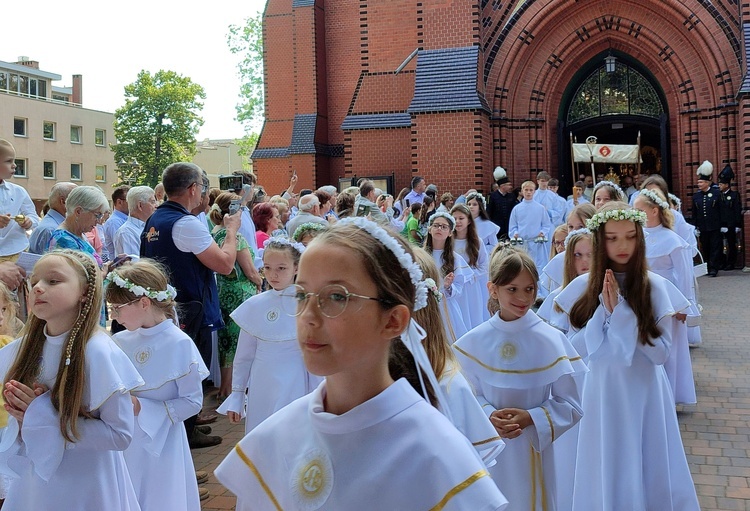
[604,50,617,74]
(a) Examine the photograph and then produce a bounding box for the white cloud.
[5,0,266,140]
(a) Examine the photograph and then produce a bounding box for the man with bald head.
[29,182,77,254]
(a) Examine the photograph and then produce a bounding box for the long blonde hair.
[0,282,18,337]
[5,250,102,442]
[412,248,458,381]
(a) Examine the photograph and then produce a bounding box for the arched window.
[567,62,663,124]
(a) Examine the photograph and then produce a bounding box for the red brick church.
[252,0,749,261]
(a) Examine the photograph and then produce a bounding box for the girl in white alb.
[423,212,473,340]
[215,218,508,510]
[454,246,586,511]
[540,204,595,297]
[451,204,490,327]
[634,188,697,404]
[106,260,208,511]
[555,202,699,511]
[466,192,500,250]
[218,238,322,436]
[0,249,143,511]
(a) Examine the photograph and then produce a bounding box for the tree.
[228,12,263,159]
[112,70,206,187]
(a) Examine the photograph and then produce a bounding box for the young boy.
[509,180,551,272]
[0,140,39,261]
[533,171,566,230]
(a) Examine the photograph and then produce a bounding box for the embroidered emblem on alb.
[290,449,333,510]
[266,308,280,323]
[135,346,152,365]
[500,341,517,362]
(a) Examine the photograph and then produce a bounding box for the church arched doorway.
[557,51,669,192]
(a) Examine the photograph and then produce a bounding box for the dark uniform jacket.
[720,189,742,229]
[692,184,721,232]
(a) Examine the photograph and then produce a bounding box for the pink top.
[256,231,270,249]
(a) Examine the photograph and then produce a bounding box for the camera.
[229,199,241,215]
[219,175,243,192]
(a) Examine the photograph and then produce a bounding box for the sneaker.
[195,425,212,435]
[189,430,223,449]
[196,470,209,484]
[199,487,210,501]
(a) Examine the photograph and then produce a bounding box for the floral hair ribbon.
[105,271,177,302]
[466,192,487,210]
[563,228,591,248]
[639,188,670,210]
[592,180,626,201]
[428,212,456,230]
[586,209,647,231]
[264,236,306,255]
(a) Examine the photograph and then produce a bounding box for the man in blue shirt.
[404,176,427,206]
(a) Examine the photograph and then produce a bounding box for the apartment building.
[0,57,117,210]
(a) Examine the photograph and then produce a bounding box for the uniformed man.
[488,166,517,240]
[692,160,722,277]
[718,164,742,270]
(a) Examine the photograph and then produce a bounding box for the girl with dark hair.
[467,191,499,249]
[451,203,490,327]
[215,218,508,510]
[554,202,699,511]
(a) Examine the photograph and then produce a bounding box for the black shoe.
[195,425,212,435]
[189,430,223,449]
[722,265,734,271]
[708,271,718,277]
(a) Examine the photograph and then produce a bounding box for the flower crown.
[668,193,681,210]
[639,188,670,210]
[592,180,626,201]
[105,271,177,302]
[564,227,591,248]
[466,192,486,210]
[428,211,456,230]
[264,236,306,255]
[424,277,442,303]
[339,217,428,311]
[292,222,327,242]
[586,209,646,231]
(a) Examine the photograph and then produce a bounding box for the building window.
[14,159,27,178]
[70,126,82,144]
[43,121,56,141]
[95,165,106,182]
[13,118,27,137]
[95,129,106,146]
[43,161,56,179]
[0,72,6,90]
[71,163,82,181]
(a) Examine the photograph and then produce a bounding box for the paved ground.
[194,270,750,511]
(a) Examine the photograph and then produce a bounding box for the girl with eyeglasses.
[215,218,508,510]
[217,238,321,455]
[106,259,207,510]
[423,212,473,341]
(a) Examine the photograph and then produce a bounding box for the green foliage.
[112,70,206,187]
[228,12,263,156]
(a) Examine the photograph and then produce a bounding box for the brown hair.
[311,223,436,406]
[465,192,489,220]
[641,174,669,197]
[567,203,596,229]
[487,245,539,313]
[562,231,592,287]
[209,192,241,226]
[549,224,569,259]
[335,193,355,218]
[424,224,456,279]
[105,259,177,323]
[450,204,480,268]
[569,202,660,346]
[6,250,101,442]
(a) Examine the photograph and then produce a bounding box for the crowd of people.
[0,133,742,510]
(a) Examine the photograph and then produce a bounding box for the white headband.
[264,236,306,255]
[639,189,670,210]
[428,211,456,230]
[593,180,626,201]
[563,227,591,248]
[668,193,681,210]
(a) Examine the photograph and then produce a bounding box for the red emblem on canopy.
[599,146,611,157]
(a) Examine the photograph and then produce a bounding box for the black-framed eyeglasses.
[192,181,208,194]
[553,240,566,247]
[84,208,105,221]
[107,299,139,316]
[431,223,452,231]
[280,284,389,318]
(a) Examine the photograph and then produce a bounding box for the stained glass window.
[568,62,663,124]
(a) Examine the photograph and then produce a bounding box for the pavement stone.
[194,270,750,511]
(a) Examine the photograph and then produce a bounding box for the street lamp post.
[117,158,141,185]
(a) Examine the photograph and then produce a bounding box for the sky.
[5,0,267,141]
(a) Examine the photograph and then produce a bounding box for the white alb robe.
[114,320,208,511]
[508,199,552,272]
[539,251,565,301]
[533,189,566,231]
[0,330,144,511]
[475,217,500,249]
[453,238,491,327]
[454,311,587,511]
[215,378,509,510]
[432,249,473,341]
[555,273,699,511]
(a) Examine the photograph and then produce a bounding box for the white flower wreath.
[564,227,591,248]
[639,188,670,210]
[428,211,456,230]
[338,217,429,311]
[264,235,306,255]
[106,271,177,302]
[592,180,626,201]
[668,193,681,210]
[586,209,647,231]
[466,192,487,210]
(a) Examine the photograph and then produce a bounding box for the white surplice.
[114,320,208,511]
[432,250,473,340]
[215,378,509,510]
[218,288,322,434]
[0,330,144,511]
[539,251,565,301]
[555,272,700,511]
[475,217,500,249]
[453,238,491,327]
[453,311,586,511]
